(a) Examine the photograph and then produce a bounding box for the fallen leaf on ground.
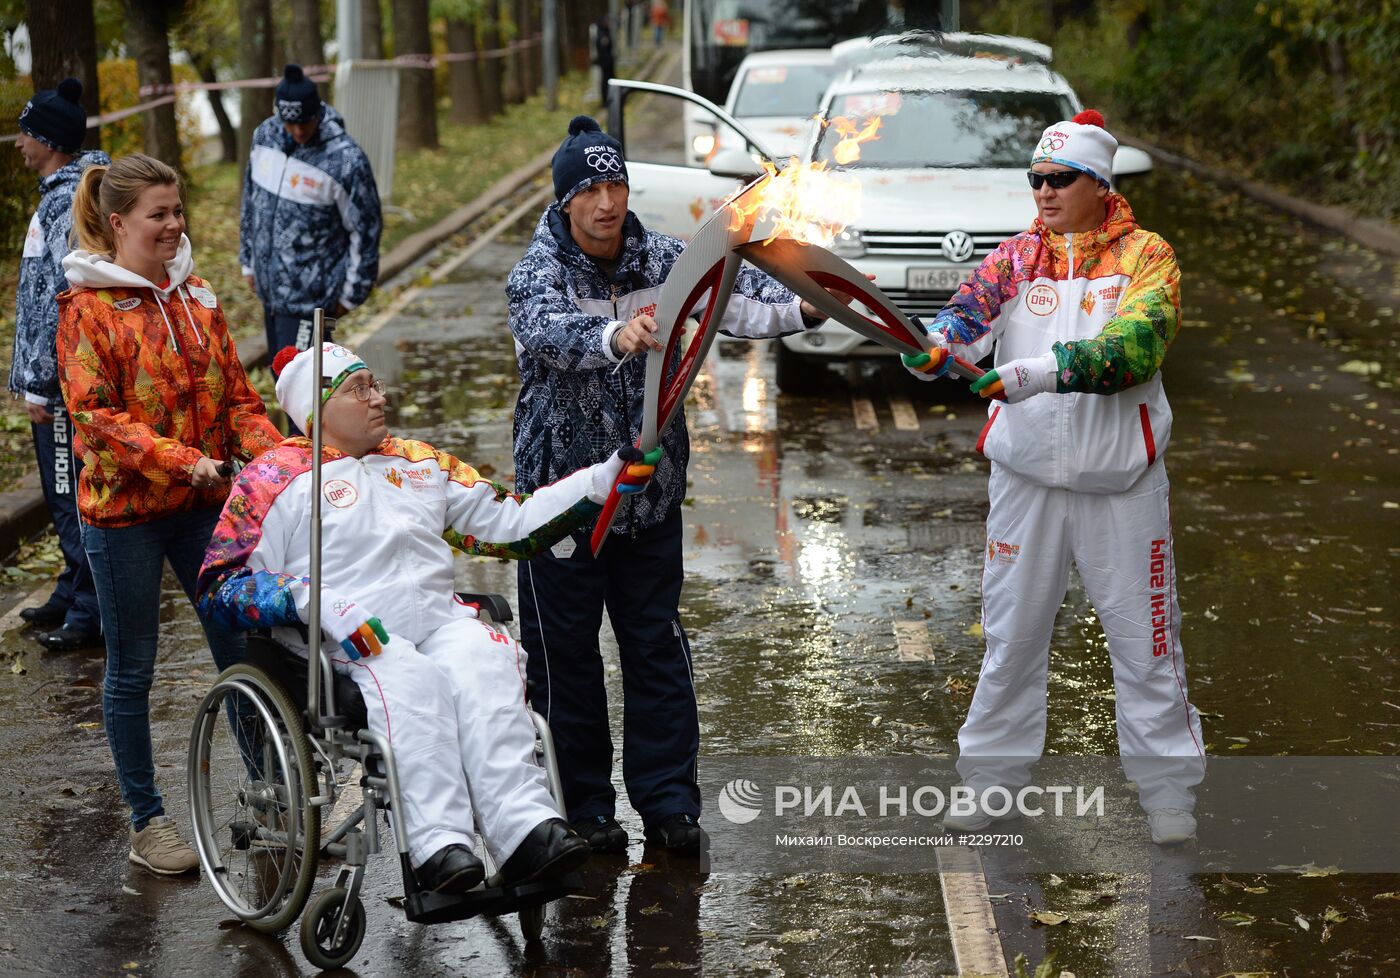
[1028,909,1069,926]
[1218,911,1256,926]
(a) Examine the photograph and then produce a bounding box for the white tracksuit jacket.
[198,436,624,864]
[930,195,1205,812]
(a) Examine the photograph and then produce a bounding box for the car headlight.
[831,228,865,259]
[692,133,716,158]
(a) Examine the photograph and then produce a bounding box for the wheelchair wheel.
[519,902,545,942]
[301,887,366,970]
[188,663,320,933]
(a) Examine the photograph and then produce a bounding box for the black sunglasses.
[1026,169,1083,190]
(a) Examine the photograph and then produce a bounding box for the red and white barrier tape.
[1,36,542,144]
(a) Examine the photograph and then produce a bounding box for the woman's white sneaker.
[1148,808,1196,845]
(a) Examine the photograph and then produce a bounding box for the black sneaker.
[37,625,104,651]
[501,817,590,885]
[415,843,485,894]
[569,814,629,854]
[20,604,67,629]
[643,813,708,853]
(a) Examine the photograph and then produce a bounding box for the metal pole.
[542,0,558,110]
[336,0,362,61]
[307,309,324,727]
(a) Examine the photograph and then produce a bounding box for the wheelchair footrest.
[403,872,579,925]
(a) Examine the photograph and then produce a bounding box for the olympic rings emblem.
[587,151,622,172]
[1039,135,1065,153]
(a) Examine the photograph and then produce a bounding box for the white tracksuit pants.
[329,616,560,867]
[956,460,1206,813]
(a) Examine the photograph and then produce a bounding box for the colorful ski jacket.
[931,194,1181,493]
[197,437,621,646]
[239,106,382,316]
[9,149,110,404]
[507,206,808,533]
[57,237,281,527]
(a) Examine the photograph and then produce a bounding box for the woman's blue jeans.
[83,506,245,831]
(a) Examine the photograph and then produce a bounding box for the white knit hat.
[273,342,368,431]
[1031,109,1117,187]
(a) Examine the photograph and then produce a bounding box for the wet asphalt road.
[0,163,1397,976]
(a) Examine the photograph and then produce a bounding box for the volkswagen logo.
[941,230,975,263]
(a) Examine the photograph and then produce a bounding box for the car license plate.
[906,267,971,292]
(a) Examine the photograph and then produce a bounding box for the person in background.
[903,110,1205,845]
[58,153,282,875]
[649,0,670,47]
[9,78,109,651]
[239,64,381,384]
[593,15,616,106]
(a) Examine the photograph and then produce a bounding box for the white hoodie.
[63,234,208,352]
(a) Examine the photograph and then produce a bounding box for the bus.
[681,0,957,161]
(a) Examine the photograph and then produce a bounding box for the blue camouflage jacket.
[239,106,381,317]
[9,149,110,403]
[507,205,809,534]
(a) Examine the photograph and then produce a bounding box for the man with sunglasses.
[903,111,1205,846]
[198,342,660,895]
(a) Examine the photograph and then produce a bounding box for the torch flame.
[725,115,882,248]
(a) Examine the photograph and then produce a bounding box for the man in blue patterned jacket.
[507,116,827,855]
[9,78,108,650]
[239,65,381,368]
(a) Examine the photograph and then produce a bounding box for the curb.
[0,46,678,562]
[1119,134,1400,258]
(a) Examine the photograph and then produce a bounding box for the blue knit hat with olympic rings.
[553,116,628,205]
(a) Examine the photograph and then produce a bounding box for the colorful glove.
[901,348,951,381]
[901,321,951,381]
[320,591,389,660]
[617,445,663,494]
[970,353,1059,403]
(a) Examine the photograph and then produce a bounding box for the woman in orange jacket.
[57,153,282,875]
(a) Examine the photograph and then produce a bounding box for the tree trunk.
[238,0,274,169]
[361,0,384,58]
[502,4,524,105]
[393,0,438,150]
[123,0,183,174]
[26,0,101,150]
[563,1,591,71]
[480,2,505,118]
[445,19,486,125]
[193,55,237,164]
[287,0,326,96]
[517,0,538,98]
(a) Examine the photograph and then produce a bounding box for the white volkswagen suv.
[774,39,1152,390]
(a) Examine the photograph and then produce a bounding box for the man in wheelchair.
[196,342,659,895]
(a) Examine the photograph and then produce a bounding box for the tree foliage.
[972,0,1400,219]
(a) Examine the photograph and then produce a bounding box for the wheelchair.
[186,593,574,970]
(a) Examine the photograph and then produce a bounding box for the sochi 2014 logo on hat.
[584,144,622,173]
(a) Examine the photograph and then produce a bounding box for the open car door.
[606,79,777,242]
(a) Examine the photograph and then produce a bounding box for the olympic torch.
[588,178,764,556]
